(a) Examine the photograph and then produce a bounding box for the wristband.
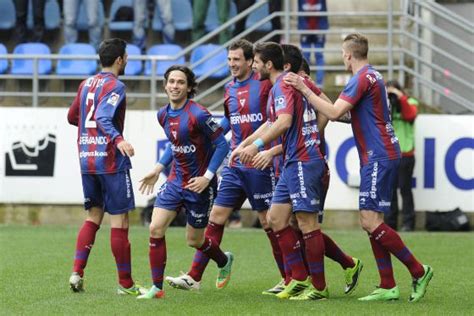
[253,138,265,150]
[203,170,215,180]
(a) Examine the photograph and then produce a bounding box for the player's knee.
[186,236,203,248]
[149,222,165,238]
[359,216,379,233]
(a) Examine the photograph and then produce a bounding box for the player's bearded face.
[165,70,190,104]
[252,54,269,80]
[118,53,128,76]
[228,48,251,80]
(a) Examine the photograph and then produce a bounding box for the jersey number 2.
[85,92,97,128]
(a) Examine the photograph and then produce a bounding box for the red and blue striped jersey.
[157,100,223,188]
[68,72,131,174]
[339,64,401,165]
[224,71,272,168]
[268,73,324,165]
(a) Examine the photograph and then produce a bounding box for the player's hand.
[252,149,273,170]
[228,146,243,166]
[387,86,403,98]
[185,176,210,193]
[138,165,163,195]
[240,144,258,164]
[283,72,306,92]
[117,140,135,157]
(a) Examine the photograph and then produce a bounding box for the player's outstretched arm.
[284,72,352,121]
[228,121,270,164]
[139,163,166,195]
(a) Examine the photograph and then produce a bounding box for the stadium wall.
[0,108,472,223]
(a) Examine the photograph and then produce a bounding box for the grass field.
[1,225,473,315]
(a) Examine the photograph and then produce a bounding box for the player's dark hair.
[253,42,284,71]
[98,38,127,67]
[343,33,369,59]
[300,58,311,75]
[164,65,197,98]
[229,39,254,61]
[386,79,404,93]
[281,44,303,73]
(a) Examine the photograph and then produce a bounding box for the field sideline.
[1,225,473,315]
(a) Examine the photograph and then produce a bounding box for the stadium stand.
[125,44,143,75]
[0,0,16,30]
[27,0,61,30]
[0,44,8,74]
[204,0,237,32]
[108,0,135,32]
[56,43,97,75]
[76,1,106,31]
[145,44,185,76]
[246,2,272,31]
[190,44,228,79]
[11,43,52,75]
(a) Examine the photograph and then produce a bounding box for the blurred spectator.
[232,0,254,37]
[192,0,231,45]
[385,80,419,232]
[268,0,281,43]
[63,0,102,50]
[14,0,46,43]
[298,0,328,88]
[133,0,175,50]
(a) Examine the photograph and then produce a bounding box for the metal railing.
[0,0,472,113]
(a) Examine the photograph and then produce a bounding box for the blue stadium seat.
[145,44,185,76]
[76,1,105,30]
[0,0,16,30]
[0,44,8,74]
[246,2,272,31]
[125,44,143,75]
[109,0,134,31]
[56,43,97,76]
[190,44,229,79]
[27,0,60,30]
[153,0,193,31]
[11,43,52,75]
[205,0,236,32]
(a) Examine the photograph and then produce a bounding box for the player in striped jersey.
[284,33,432,302]
[67,38,144,296]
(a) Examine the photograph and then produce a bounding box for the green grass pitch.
[1,225,473,315]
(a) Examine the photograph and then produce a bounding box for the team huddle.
[67,35,433,302]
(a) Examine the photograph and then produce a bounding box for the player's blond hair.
[343,33,369,59]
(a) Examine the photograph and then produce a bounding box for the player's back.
[73,72,131,174]
[339,64,400,165]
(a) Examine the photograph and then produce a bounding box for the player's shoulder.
[188,100,209,114]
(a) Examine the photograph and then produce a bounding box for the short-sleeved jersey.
[68,72,131,174]
[157,100,223,188]
[339,64,401,165]
[268,73,324,165]
[224,71,272,168]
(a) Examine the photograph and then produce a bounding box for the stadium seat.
[153,0,193,31]
[0,44,8,74]
[56,43,97,76]
[11,43,52,75]
[145,44,185,76]
[76,1,105,30]
[27,0,60,30]
[205,0,236,32]
[190,44,229,79]
[109,0,134,32]
[246,2,272,31]
[0,0,16,30]
[125,44,143,75]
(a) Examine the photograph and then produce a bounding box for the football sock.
[264,228,286,279]
[188,221,225,281]
[372,223,425,279]
[73,220,100,277]
[292,227,310,274]
[149,237,166,289]
[275,226,308,282]
[322,232,355,269]
[369,233,396,289]
[111,228,134,289]
[303,229,326,291]
[197,237,228,268]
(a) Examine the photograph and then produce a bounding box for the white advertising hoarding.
[0,108,472,212]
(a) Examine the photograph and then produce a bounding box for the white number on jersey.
[84,92,97,128]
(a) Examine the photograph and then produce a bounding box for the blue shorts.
[214,166,274,211]
[272,160,325,215]
[359,159,400,213]
[81,170,135,214]
[154,179,217,229]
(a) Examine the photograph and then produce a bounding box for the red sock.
[111,228,134,289]
[73,221,99,277]
[149,237,166,289]
[275,226,307,281]
[372,223,424,279]
[264,228,286,279]
[188,221,225,281]
[303,230,326,290]
[197,237,227,268]
[322,232,354,269]
[369,234,396,289]
[292,227,310,275]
